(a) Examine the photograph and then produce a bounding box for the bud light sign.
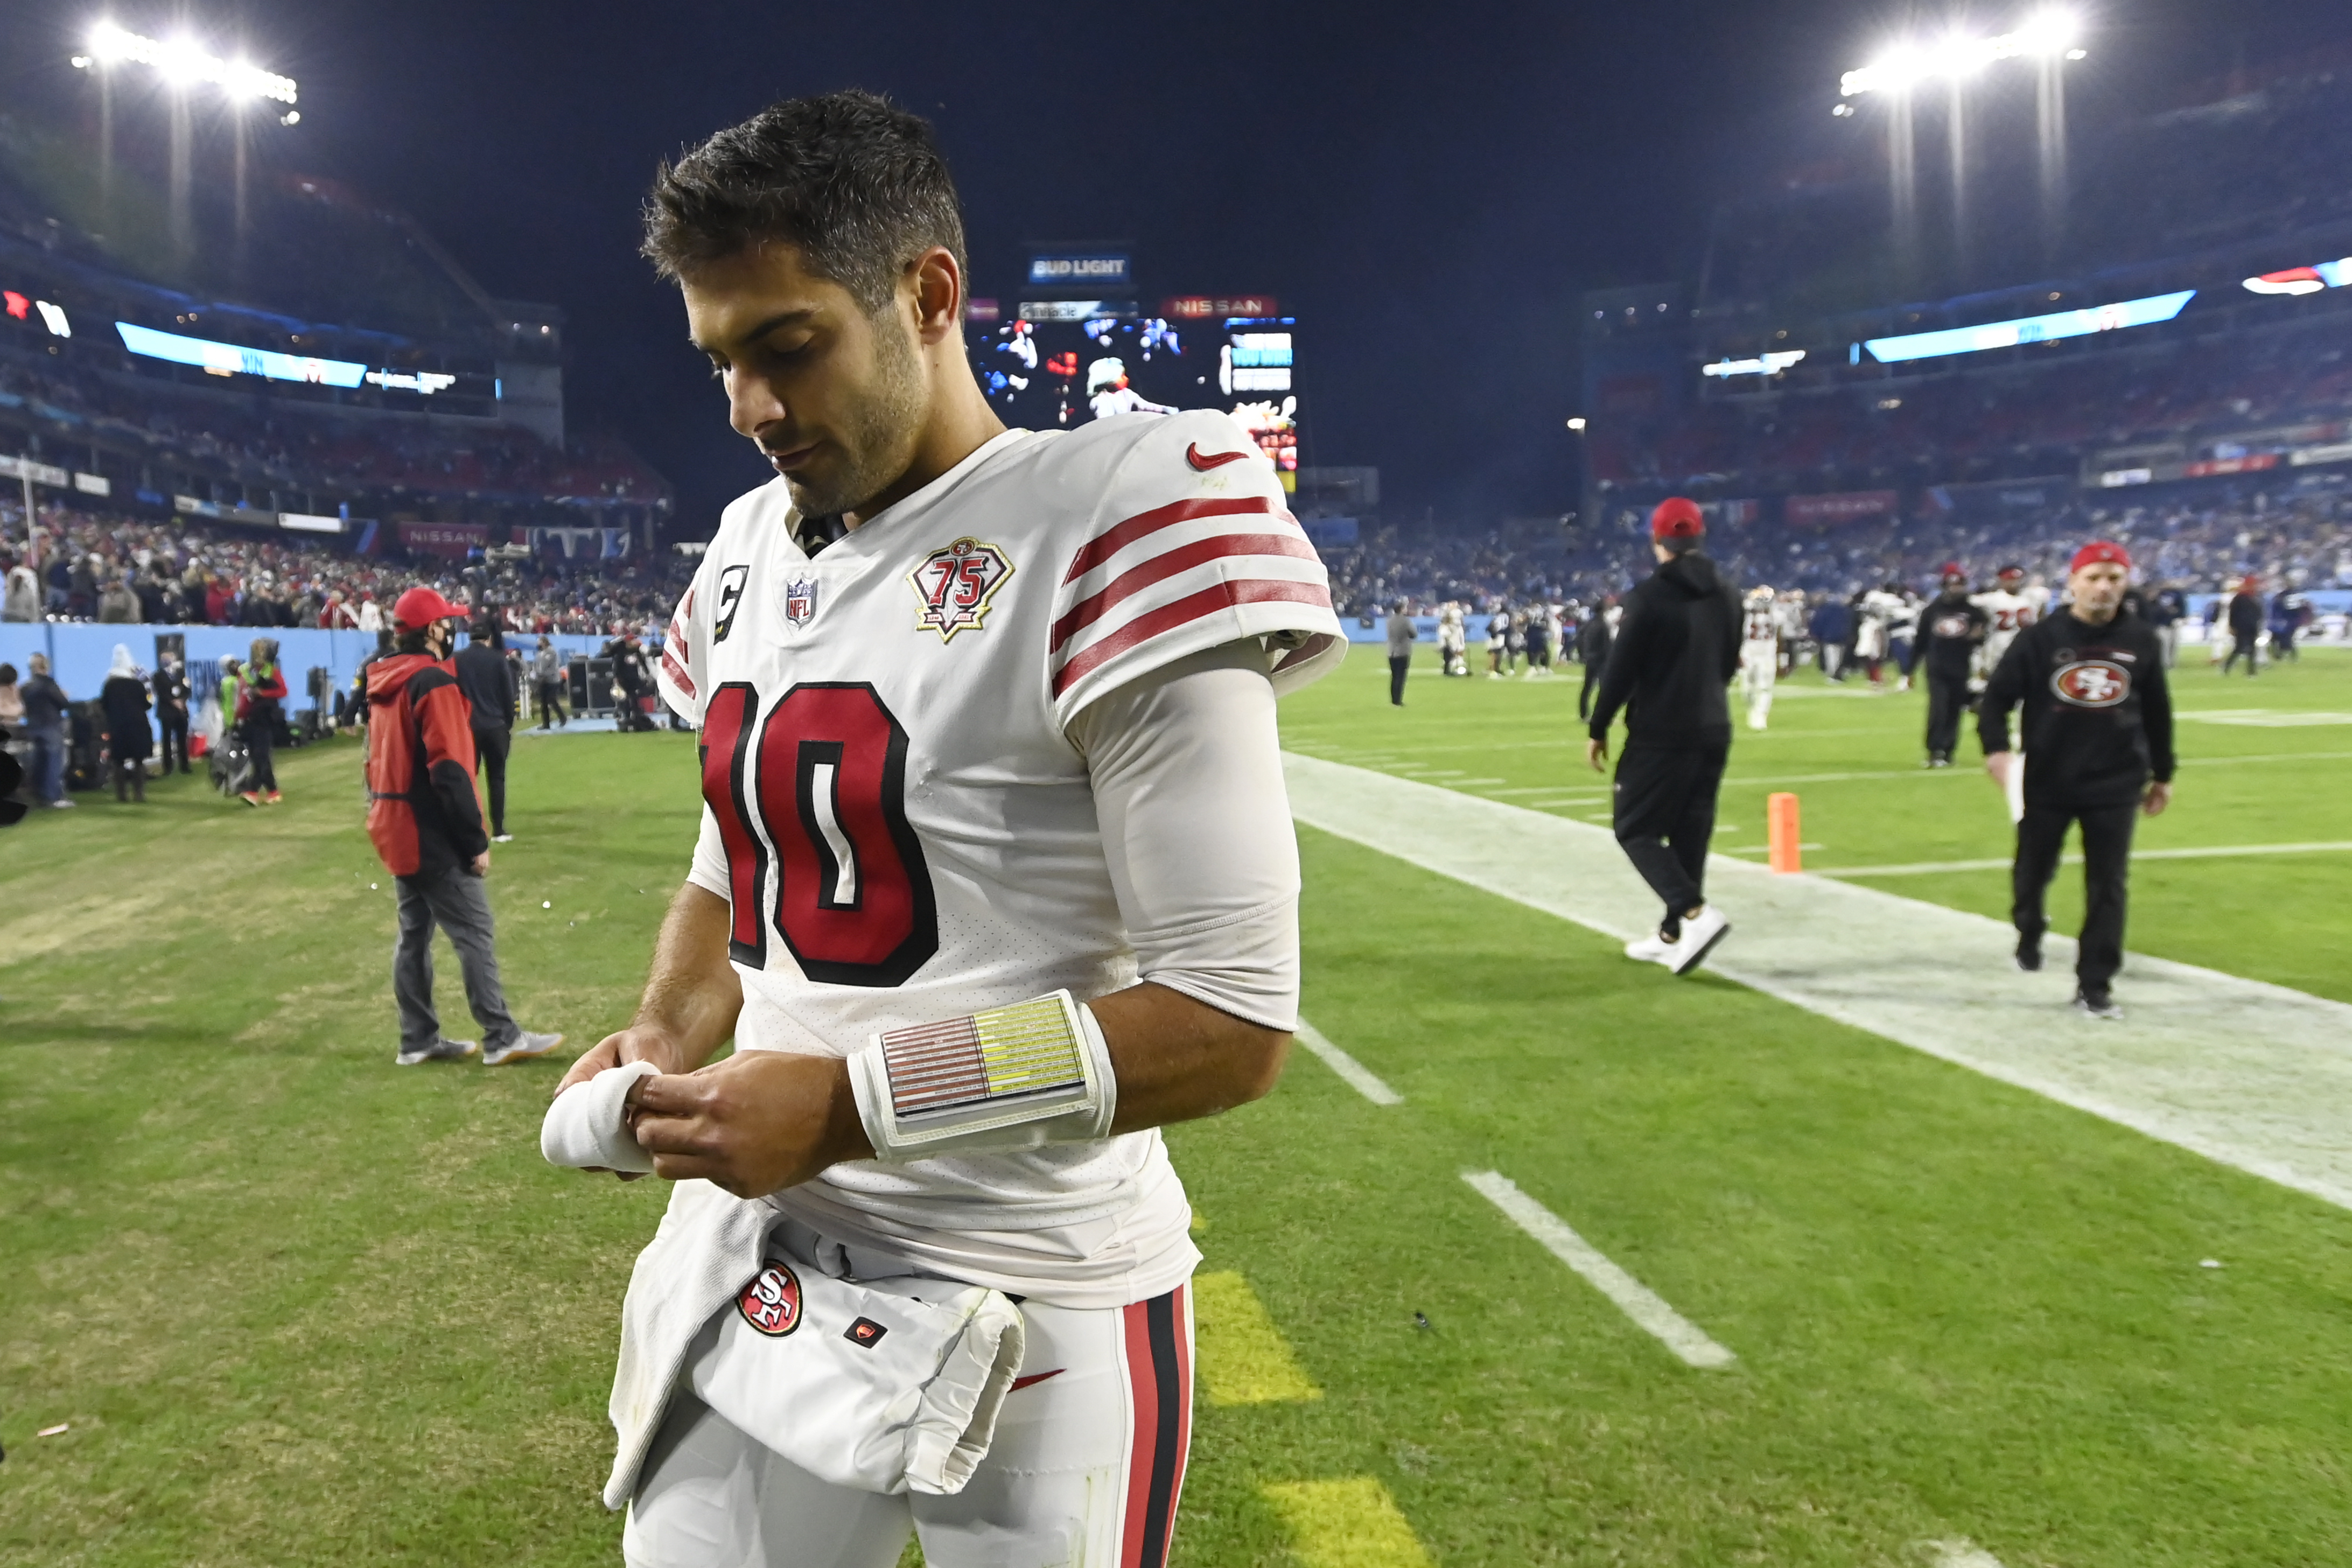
[1028,253,1131,289]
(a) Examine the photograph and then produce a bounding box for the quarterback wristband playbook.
[850,990,1116,1161]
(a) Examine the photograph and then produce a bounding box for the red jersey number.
[700,682,938,986]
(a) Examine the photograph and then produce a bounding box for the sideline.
[1294,1020,1403,1105]
[1286,754,2352,1213]
[1817,841,2352,877]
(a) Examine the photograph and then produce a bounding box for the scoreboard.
[969,304,1300,489]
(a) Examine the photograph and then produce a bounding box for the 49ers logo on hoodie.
[2052,658,2131,708]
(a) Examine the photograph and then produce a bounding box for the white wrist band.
[849,990,1117,1162]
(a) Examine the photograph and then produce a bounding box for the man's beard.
[782,319,927,520]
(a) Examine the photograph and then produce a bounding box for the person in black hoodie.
[1587,497,1742,975]
[1979,540,2175,1020]
[1919,564,1987,767]
[454,615,519,841]
[1576,597,1615,721]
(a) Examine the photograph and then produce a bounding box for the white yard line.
[1294,1020,1403,1106]
[1287,753,2352,1213]
[1462,1171,1738,1369]
[1818,842,2352,877]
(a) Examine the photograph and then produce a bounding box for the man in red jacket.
[367,585,564,1068]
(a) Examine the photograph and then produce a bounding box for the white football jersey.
[655,411,1342,1307]
[1742,603,1777,646]
[1973,589,2038,662]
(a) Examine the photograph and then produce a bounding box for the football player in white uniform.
[1973,564,2039,680]
[1973,564,2038,820]
[553,94,1342,1568]
[1739,585,1777,730]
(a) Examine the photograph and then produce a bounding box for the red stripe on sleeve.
[1051,579,1333,698]
[1061,495,1277,586]
[1050,531,1321,652]
[661,648,697,700]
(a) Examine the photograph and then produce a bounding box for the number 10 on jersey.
[700,681,939,987]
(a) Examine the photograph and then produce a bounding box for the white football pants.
[1740,647,1776,730]
[624,1279,1195,1568]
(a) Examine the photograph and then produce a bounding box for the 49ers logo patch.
[2053,659,2131,708]
[909,537,1014,641]
[737,1259,803,1336]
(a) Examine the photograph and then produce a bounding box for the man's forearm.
[1089,981,1291,1135]
[633,882,744,1069]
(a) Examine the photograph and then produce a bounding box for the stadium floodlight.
[76,20,298,106]
[1841,12,2080,97]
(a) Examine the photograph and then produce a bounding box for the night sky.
[16,0,2351,531]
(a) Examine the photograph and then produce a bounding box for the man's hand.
[1586,736,1609,773]
[555,1023,694,1098]
[626,1051,873,1199]
[1984,751,2013,790]
[470,850,491,876]
[2144,780,2173,817]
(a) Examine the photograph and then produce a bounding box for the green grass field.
[2,643,2347,1566]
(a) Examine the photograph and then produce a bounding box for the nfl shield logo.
[784,577,818,628]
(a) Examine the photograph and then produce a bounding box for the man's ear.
[907,247,964,345]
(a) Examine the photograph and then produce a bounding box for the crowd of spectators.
[1591,316,2352,497]
[0,351,664,509]
[0,500,692,637]
[1325,480,2352,618]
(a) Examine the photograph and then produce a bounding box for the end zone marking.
[1296,1019,1403,1105]
[1462,1171,1737,1369]
[1262,1477,1435,1567]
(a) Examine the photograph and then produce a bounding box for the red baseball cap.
[1940,562,1967,582]
[393,585,468,631]
[1650,497,1705,540]
[2070,541,2131,573]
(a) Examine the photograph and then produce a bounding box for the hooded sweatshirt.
[364,652,488,877]
[1587,550,1741,747]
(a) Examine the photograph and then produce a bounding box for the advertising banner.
[1026,253,1131,289]
[1784,489,1898,527]
[1163,295,1278,320]
[398,522,488,557]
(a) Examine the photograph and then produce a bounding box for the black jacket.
[1979,608,2174,807]
[1919,592,1988,681]
[1576,614,1614,666]
[2225,592,2263,635]
[453,641,517,731]
[1587,551,1740,747]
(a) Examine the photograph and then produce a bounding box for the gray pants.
[394,866,519,1050]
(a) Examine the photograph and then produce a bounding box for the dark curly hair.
[641,89,968,316]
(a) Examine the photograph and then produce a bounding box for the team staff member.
[237,639,289,806]
[1586,498,1741,974]
[366,586,564,1068]
[1384,601,1416,706]
[456,615,520,842]
[1919,565,1986,767]
[1576,597,1614,720]
[2222,576,2263,674]
[1979,541,2175,1020]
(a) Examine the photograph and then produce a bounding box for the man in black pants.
[152,653,191,774]
[455,616,519,843]
[1576,597,1614,721]
[1384,601,1416,706]
[1919,564,1986,767]
[1979,540,2175,1020]
[2222,577,2264,674]
[1587,497,1741,975]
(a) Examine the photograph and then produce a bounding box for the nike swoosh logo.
[1009,1370,1064,1391]
[1186,443,1250,471]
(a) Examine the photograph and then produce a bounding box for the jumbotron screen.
[970,313,1300,483]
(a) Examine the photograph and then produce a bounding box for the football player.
[1972,564,2038,680]
[556,93,1343,1567]
[1739,585,1777,730]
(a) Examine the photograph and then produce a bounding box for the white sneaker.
[1663,906,1731,975]
[492,833,514,843]
[484,1030,565,1066]
[1624,933,1675,964]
